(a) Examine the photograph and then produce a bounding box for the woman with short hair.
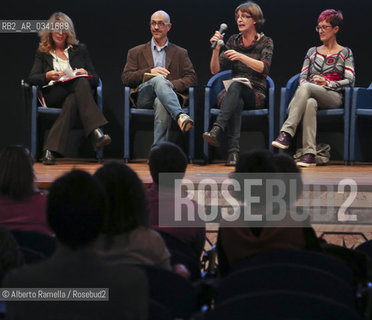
[272,9,355,167]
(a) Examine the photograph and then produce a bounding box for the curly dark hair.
[47,170,106,249]
[94,162,149,235]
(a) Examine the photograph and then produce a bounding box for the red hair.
[318,9,343,27]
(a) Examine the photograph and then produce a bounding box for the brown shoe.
[177,114,194,132]
[272,131,292,149]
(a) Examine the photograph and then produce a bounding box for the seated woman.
[272,9,355,167]
[203,1,274,166]
[28,12,111,165]
[94,162,171,270]
[0,145,52,236]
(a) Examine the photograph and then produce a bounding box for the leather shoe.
[42,150,56,165]
[90,128,111,152]
[203,125,222,147]
[226,152,239,166]
[272,131,292,149]
[296,153,316,167]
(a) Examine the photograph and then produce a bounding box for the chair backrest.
[279,73,300,126]
[11,229,56,257]
[206,70,233,108]
[20,247,46,264]
[136,264,198,319]
[232,249,355,286]
[207,291,363,320]
[356,239,372,259]
[215,263,356,308]
[349,85,372,161]
[148,299,172,320]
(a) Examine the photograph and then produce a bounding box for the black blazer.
[28,43,99,88]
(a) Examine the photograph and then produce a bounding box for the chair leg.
[203,156,209,166]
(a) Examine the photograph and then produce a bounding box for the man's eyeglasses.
[315,25,332,32]
[150,21,170,28]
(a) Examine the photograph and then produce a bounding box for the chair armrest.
[96,78,103,111]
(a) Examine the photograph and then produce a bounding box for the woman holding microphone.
[203,1,274,166]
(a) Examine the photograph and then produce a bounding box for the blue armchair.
[123,86,195,162]
[203,70,275,163]
[349,84,372,162]
[25,79,104,160]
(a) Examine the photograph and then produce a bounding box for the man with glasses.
[122,10,197,149]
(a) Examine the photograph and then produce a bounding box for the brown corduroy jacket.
[121,41,197,107]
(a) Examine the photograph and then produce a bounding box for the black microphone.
[211,23,228,49]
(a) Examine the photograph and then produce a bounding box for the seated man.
[3,170,147,320]
[122,10,197,149]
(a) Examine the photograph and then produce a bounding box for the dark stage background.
[1,0,371,160]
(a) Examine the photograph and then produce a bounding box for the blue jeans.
[136,76,183,147]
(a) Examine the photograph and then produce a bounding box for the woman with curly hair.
[29,12,111,165]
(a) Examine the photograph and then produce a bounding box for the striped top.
[219,33,274,107]
[299,46,355,92]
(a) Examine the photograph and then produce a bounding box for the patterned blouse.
[299,46,355,92]
[219,33,274,107]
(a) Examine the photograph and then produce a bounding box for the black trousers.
[41,77,108,155]
[214,81,257,153]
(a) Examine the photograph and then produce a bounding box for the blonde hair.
[235,1,265,31]
[39,12,78,53]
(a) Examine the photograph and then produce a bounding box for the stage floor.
[34,159,372,189]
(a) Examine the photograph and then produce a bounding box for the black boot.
[226,152,239,166]
[41,150,56,165]
[203,125,222,147]
[90,128,111,152]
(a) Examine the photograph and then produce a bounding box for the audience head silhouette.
[47,170,106,249]
[231,149,277,203]
[94,162,149,235]
[0,145,35,201]
[149,142,188,185]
